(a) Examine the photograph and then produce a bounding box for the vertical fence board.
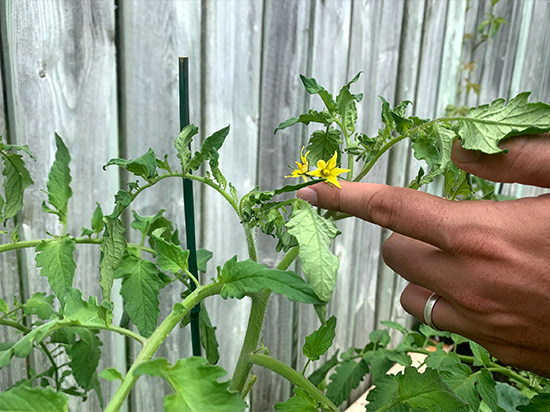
[0,1,120,410]
[200,0,264,386]
[252,0,313,408]
[118,1,202,410]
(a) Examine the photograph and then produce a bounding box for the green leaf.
[516,393,550,411]
[274,110,331,134]
[199,306,220,365]
[2,151,34,220]
[380,320,408,335]
[363,349,394,383]
[189,125,230,170]
[369,329,391,348]
[0,385,69,412]
[326,359,369,406]
[0,142,35,159]
[23,293,55,320]
[44,135,73,226]
[107,189,133,219]
[99,367,124,381]
[91,202,104,233]
[35,236,76,303]
[476,368,499,412]
[456,92,550,154]
[103,148,158,179]
[308,350,340,386]
[152,231,190,274]
[197,249,213,273]
[306,127,343,166]
[299,75,335,112]
[425,346,461,371]
[218,256,323,304]
[494,382,529,411]
[439,362,480,411]
[114,255,162,337]
[336,86,359,133]
[303,315,337,361]
[174,124,199,172]
[0,297,9,313]
[366,367,469,412]
[63,288,111,328]
[470,341,491,367]
[286,200,339,302]
[67,329,102,390]
[134,357,247,412]
[99,217,127,302]
[249,180,321,204]
[275,387,319,411]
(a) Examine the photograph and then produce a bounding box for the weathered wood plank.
[117,1,202,410]
[0,1,121,410]
[252,0,313,408]
[199,0,264,397]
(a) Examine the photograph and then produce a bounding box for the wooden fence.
[0,0,549,410]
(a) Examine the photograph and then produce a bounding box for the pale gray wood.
[199,0,264,398]
[252,0,313,409]
[0,1,122,410]
[117,1,202,410]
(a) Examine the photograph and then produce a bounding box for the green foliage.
[174,124,199,172]
[199,306,220,365]
[99,217,127,302]
[114,255,162,337]
[152,230,190,275]
[99,368,124,381]
[134,357,247,412]
[217,256,323,304]
[35,236,77,304]
[188,125,230,188]
[275,388,320,411]
[104,148,158,180]
[303,316,337,362]
[67,329,102,397]
[286,200,339,302]
[23,293,55,320]
[325,358,369,406]
[1,148,34,221]
[307,128,343,166]
[0,386,69,412]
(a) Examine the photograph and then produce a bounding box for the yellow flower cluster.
[285,147,350,188]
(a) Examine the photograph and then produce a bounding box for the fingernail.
[453,143,481,163]
[297,187,318,205]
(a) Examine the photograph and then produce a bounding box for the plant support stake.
[179,56,201,357]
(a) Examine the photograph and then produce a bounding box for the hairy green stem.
[249,353,339,411]
[240,373,257,399]
[229,246,300,395]
[105,282,223,412]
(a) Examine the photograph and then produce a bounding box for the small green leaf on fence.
[91,202,104,233]
[114,255,162,338]
[189,125,230,170]
[174,124,199,172]
[44,135,73,226]
[0,297,8,313]
[274,110,331,134]
[2,151,34,221]
[303,315,337,362]
[197,248,213,273]
[103,148,158,180]
[0,385,69,412]
[35,235,76,303]
[274,387,319,412]
[99,367,124,381]
[134,357,247,412]
[99,217,127,302]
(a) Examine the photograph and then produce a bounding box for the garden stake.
[179,56,201,357]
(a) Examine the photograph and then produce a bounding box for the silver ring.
[424,292,443,331]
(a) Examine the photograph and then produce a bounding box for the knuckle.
[365,188,400,229]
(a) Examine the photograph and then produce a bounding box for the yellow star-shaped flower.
[285,147,310,182]
[307,151,350,189]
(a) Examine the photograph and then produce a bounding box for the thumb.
[451,133,550,187]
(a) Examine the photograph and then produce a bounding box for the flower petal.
[307,168,323,178]
[326,175,342,189]
[331,167,351,176]
[327,151,338,170]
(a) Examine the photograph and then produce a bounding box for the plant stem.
[301,359,311,376]
[241,373,257,398]
[105,282,223,412]
[229,246,300,395]
[249,353,339,412]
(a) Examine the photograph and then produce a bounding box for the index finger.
[297,181,461,252]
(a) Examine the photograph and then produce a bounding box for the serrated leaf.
[275,387,319,411]
[363,349,394,383]
[300,75,335,112]
[308,350,340,386]
[44,135,73,226]
[470,341,491,367]
[369,329,391,348]
[63,288,111,328]
[249,180,321,204]
[326,359,369,406]
[134,357,247,412]
[0,385,69,412]
[103,148,157,179]
[10,321,58,362]
[476,369,499,412]
[156,154,173,173]
[197,249,213,273]
[0,297,8,313]
[286,200,339,302]
[517,393,550,411]
[107,189,133,219]
[67,329,102,390]
[380,320,408,334]
[2,151,34,220]
[456,92,550,154]
[425,346,461,371]
[114,255,162,337]
[35,236,76,303]
[218,256,323,304]
[152,232,189,274]
[99,367,124,381]
[306,127,343,166]
[366,367,469,412]
[99,217,127,302]
[336,86,359,133]
[91,202,104,233]
[274,110,331,134]
[199,306,219,365]
[303,316,336,361]
[188,125,230,170]
[494,382,529,411]
[23,293,55,320]
[175,124,199,172]
[439,362,480,411]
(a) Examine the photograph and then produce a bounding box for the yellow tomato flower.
[307,151,350,189]
[285,147,310,182]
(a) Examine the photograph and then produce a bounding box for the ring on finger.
[423,292,443,331]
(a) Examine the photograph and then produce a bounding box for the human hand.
[297,133,550,377]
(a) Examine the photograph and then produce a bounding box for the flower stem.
[249,353,339,412]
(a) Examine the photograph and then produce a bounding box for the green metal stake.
[179,56,201,357]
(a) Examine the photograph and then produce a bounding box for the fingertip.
[296,187,318,206]
[451,140,481,165]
